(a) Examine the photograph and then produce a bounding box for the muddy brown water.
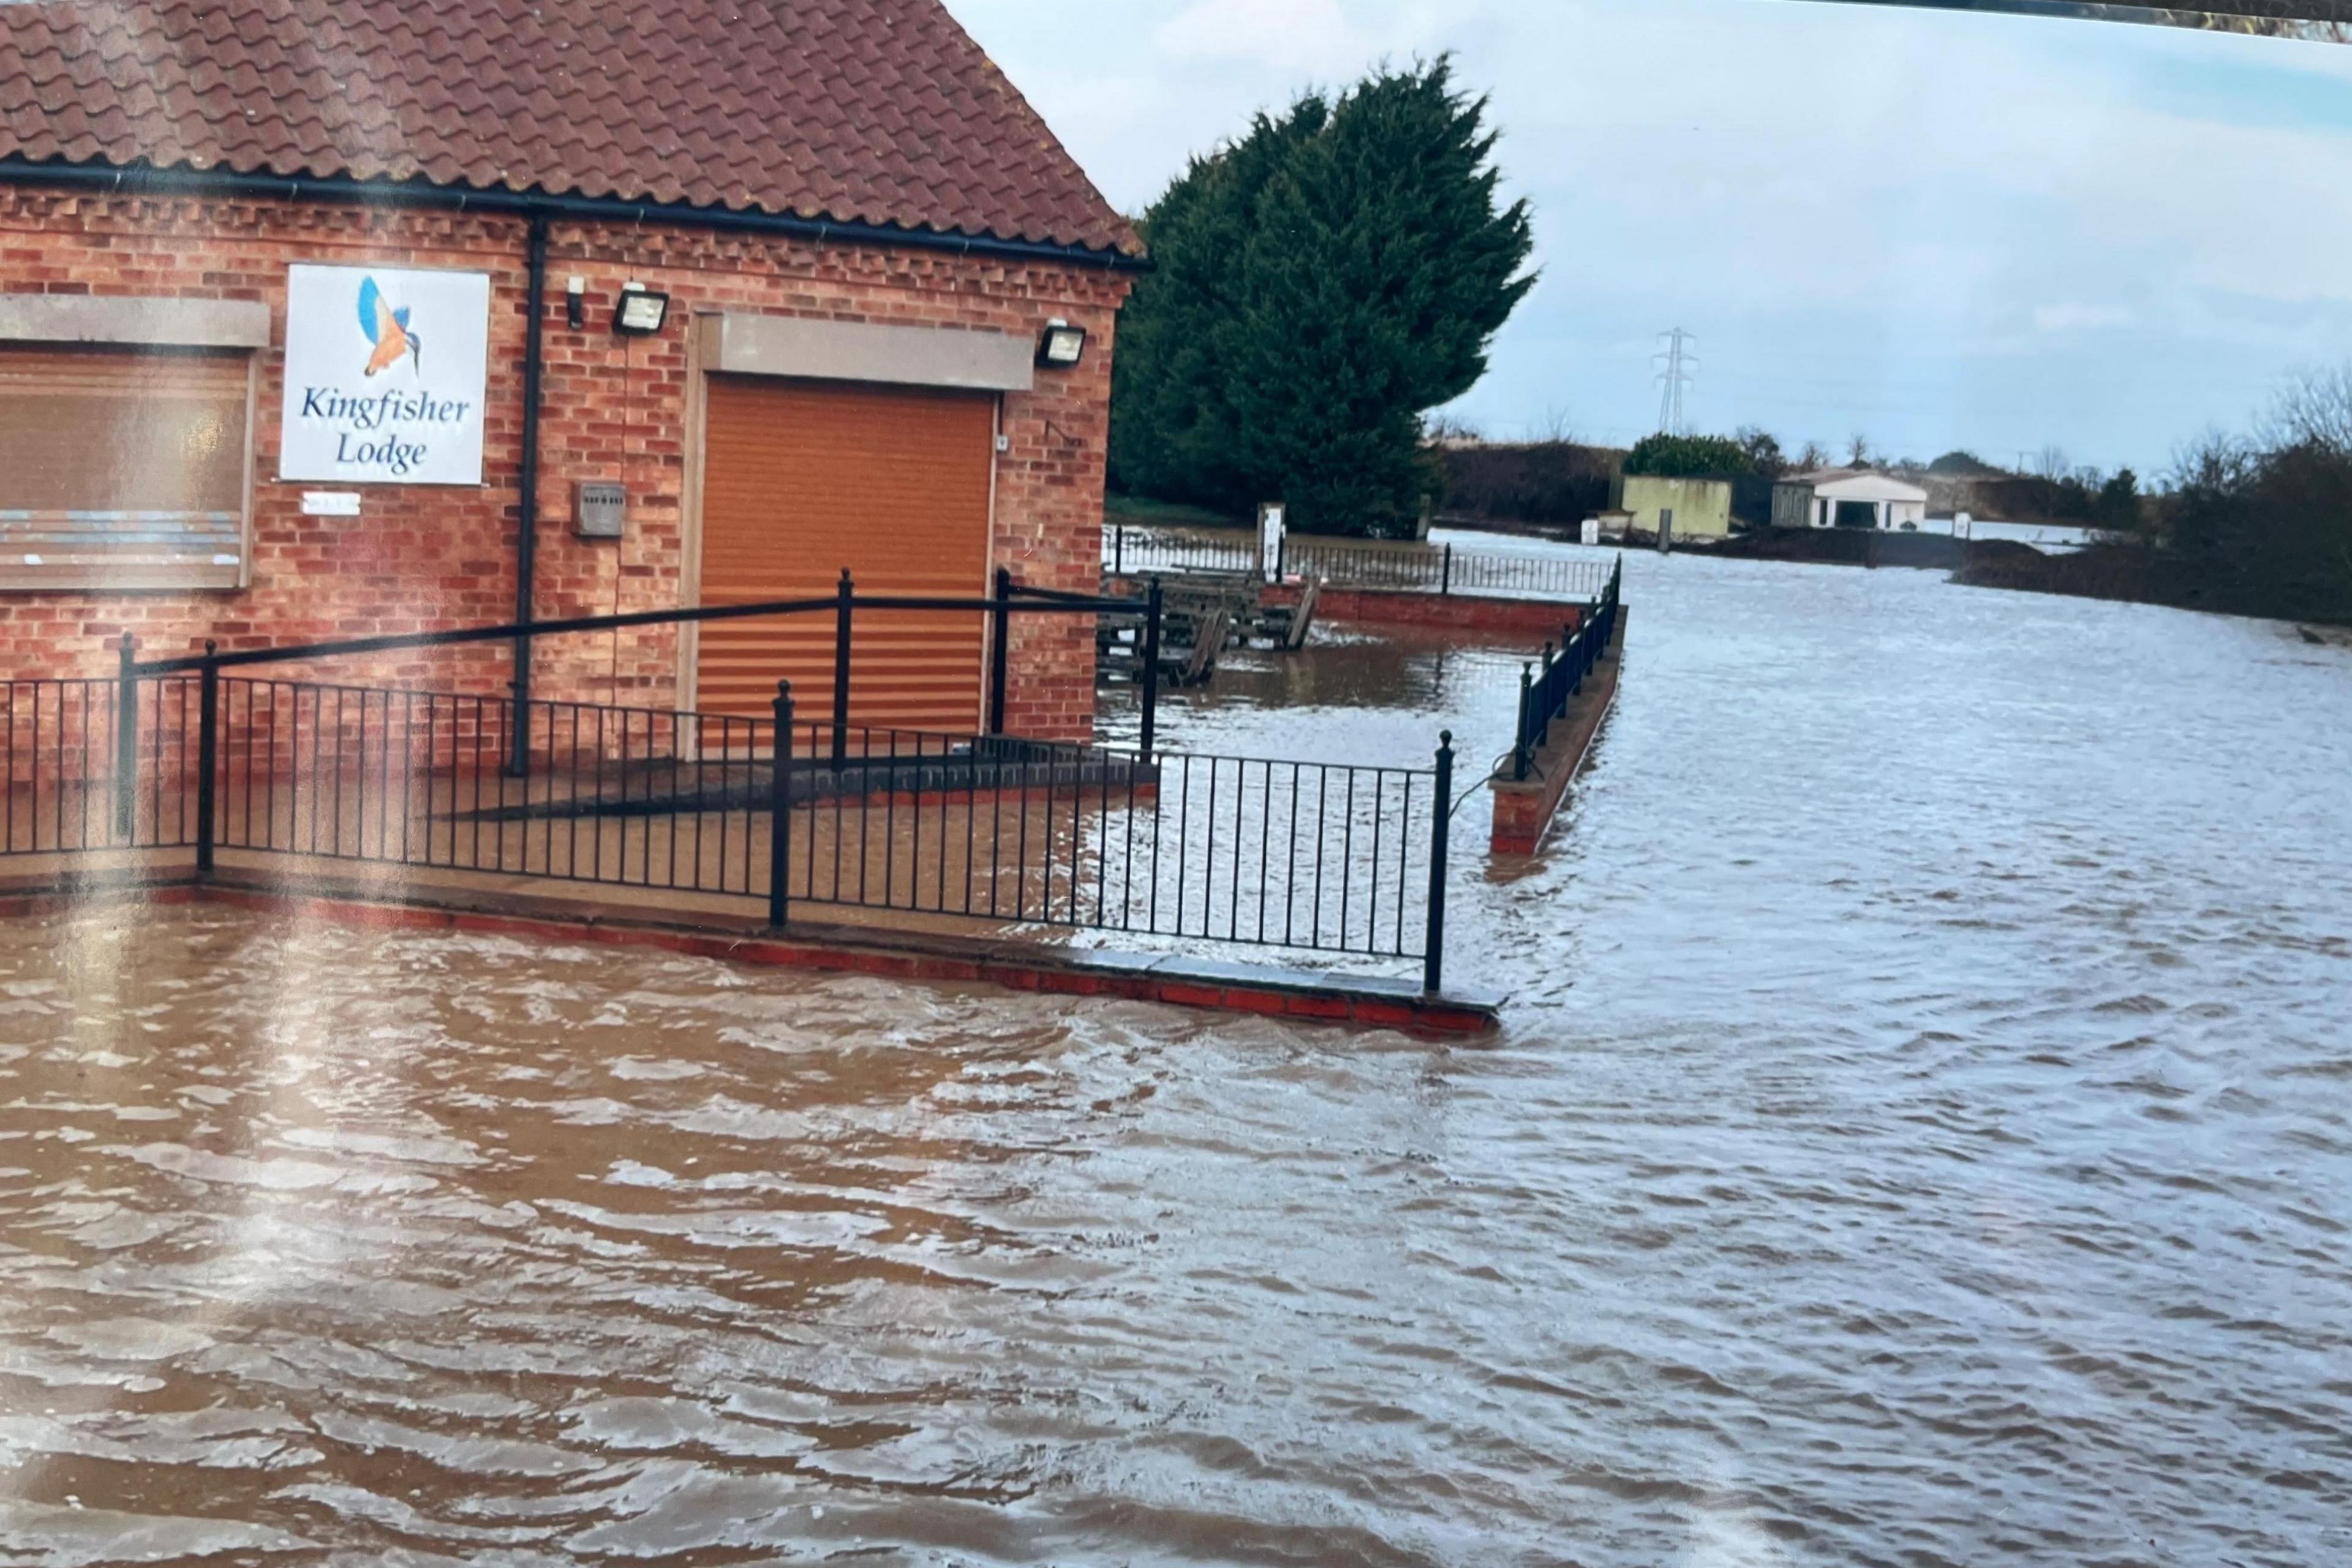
[3,549,2349,1565]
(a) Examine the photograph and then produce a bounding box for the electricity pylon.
[1653,328,1697,435]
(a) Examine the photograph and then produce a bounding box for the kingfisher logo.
[357,276,422,376]
[281,263,489,485]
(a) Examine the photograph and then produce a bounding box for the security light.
[566,276,586,330]
[1036,318,1087,369]
[612,282,670,336]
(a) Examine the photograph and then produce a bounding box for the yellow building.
[1616,474,1735,540]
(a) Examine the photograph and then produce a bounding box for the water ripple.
[0,554,2346,1563]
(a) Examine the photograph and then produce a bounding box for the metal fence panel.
[5,675,1444,972]
[1106,527,1611,601]
[0,677,201,856]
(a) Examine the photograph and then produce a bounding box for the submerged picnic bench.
[1096,571,1318,688]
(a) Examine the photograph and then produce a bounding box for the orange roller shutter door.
[695,375,995,732]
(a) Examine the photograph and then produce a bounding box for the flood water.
[4,551,2350,1566]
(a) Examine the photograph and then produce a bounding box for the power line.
[1653,328,1697,435]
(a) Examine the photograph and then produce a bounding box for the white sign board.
[278,264,490,484]
[1258,503,1286,583]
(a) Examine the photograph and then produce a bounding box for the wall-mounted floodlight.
[612,282,670,336]
[1036,317,1087,369]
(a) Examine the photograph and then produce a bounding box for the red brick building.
[0,0,1142,741]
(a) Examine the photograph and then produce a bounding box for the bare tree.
[1795,440,1831,471]
[2262,363,2352,456]
[1423,412,1485,447]
[2031,444,2071,480]
[1733,424,1786,477]
[1847,433,1874,466]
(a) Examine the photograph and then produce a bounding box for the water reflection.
[2,549,2349,1564]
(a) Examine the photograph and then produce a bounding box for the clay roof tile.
[0,0,1140,257]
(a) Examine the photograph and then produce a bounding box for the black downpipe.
[832,569,854,766]
[989,567,1013,736]
[508,214,549,777]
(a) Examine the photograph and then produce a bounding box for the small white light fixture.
[612,281,670,336]
[1036,317,1087,369]
[565,275,586,330]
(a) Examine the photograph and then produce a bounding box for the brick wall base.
[1490,611,1626,856]
[0,874,1500,1036]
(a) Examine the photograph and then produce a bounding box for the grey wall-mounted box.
[573,480,626,539]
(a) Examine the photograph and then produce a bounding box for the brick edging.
[1489,611,1626,856]
[0,873,1501,1038]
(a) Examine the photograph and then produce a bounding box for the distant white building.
[1771,469,1930,532]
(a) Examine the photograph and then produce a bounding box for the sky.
[943,0,2352,476]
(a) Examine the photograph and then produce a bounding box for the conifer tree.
[1110,61,1535,537]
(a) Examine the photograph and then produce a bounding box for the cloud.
[1428,0,2352,459]
[1153,0,1374,74]
[946,0,2352,467]
[2034,303,2134,334]
[1151,0,1475,77]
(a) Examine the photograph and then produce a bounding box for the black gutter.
[508,211,548,777]
[0,157,1151,272]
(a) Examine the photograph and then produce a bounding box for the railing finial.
[1425,728,1455,995]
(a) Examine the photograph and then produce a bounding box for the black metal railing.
[1512,556,1623,780]
[115,673,1453,986]
[770,696,1449,976]
[5,580,1457,990]
[127,573,1159,739]
[1106,525,1613,601]
[0,675,203,856]
[1108,528,1259,578]
[204,679,783,895]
